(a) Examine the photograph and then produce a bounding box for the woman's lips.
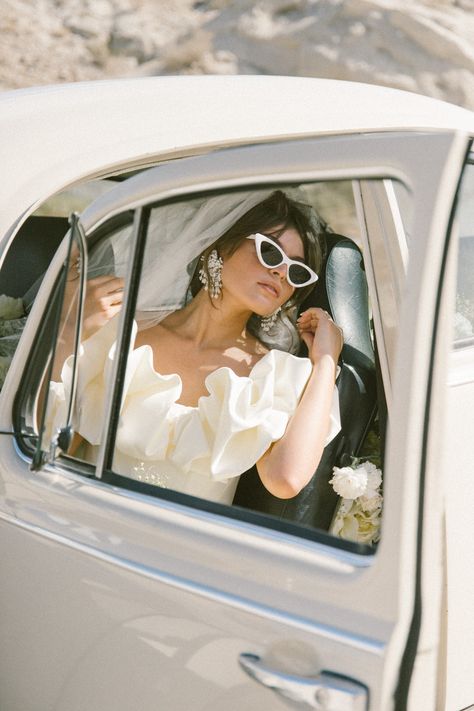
[258,281,280,298]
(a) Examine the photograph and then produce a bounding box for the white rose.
[335,510,361,541]
[333,499,382,544]
[359,491,383,513]
[354,506,382,544]
[330,466,368,499]
[359,462,382,499]
[331,499,358,538]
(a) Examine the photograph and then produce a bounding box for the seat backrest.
[0,216,69,300]
[233,233,378,531]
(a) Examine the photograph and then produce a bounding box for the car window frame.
[12,131,465,560]
[29,183,395,553]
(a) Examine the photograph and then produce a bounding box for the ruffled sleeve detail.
[193,350,313,479]
[45,317,126,445]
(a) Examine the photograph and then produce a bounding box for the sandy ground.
[1,0,473,108]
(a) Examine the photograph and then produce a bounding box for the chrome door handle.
[239,653,368,710]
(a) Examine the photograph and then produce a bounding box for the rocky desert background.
[1,0,474,109]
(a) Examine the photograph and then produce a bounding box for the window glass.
[21,215,135,467]
[0,178,124,392]
[33,179,117,218]
[453,160,474,347]
[105,182,383,547]
[304,181,361,244]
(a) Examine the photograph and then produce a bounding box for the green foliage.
[358,417,382,470]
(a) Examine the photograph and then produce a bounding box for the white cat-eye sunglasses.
[247,233,318,288]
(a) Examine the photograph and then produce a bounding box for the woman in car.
[51,189,343,504]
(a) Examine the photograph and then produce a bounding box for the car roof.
[1,75,473,239]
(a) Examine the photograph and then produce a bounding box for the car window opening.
[11,179,392,551]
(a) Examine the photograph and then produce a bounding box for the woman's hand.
[65,261,124,340]
[296,307,343,366]
[81,275,124,339]
[52,270,124,382]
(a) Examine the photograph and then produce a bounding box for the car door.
[0,130,468,711]
[442,152,474,711]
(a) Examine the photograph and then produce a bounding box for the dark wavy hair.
[190,190,327,351]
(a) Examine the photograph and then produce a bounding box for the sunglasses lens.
[260,241,283,267]
[288,263,312,285]
[253,234,315,287]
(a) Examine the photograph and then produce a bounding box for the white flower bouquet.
[329,459,383,545]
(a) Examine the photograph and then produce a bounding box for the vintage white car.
[0,76,472,711]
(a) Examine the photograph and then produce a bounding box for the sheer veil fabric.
[87,186,326,336]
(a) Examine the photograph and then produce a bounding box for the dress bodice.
[47,318,341,505]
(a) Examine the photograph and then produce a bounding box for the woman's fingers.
[297,307,328,330]
[88,276,124,308]
[297,307,344,362]
[81,275,125,338]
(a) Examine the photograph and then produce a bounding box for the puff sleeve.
[179,350,341,480]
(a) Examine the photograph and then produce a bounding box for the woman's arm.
[256,307,343,499]
[45,271,124,455]
[51,272,124,381]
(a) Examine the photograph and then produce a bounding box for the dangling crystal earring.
[260,307,281,333]
[199,250,223,299]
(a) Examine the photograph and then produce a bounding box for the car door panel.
[0,130,470,710]
[0,468,382,710]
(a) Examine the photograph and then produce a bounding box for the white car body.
[0,76,473,711]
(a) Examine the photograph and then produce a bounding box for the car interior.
[5,178,385,546]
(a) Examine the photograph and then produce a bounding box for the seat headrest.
[300,233,375,370]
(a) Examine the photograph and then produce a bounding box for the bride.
[50,189,343,505]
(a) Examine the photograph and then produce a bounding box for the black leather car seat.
[232,233,378,531]
[0,216,69,300]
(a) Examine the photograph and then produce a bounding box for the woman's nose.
[270,263,287,280]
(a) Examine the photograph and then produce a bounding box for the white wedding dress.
[47,318,341,505]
